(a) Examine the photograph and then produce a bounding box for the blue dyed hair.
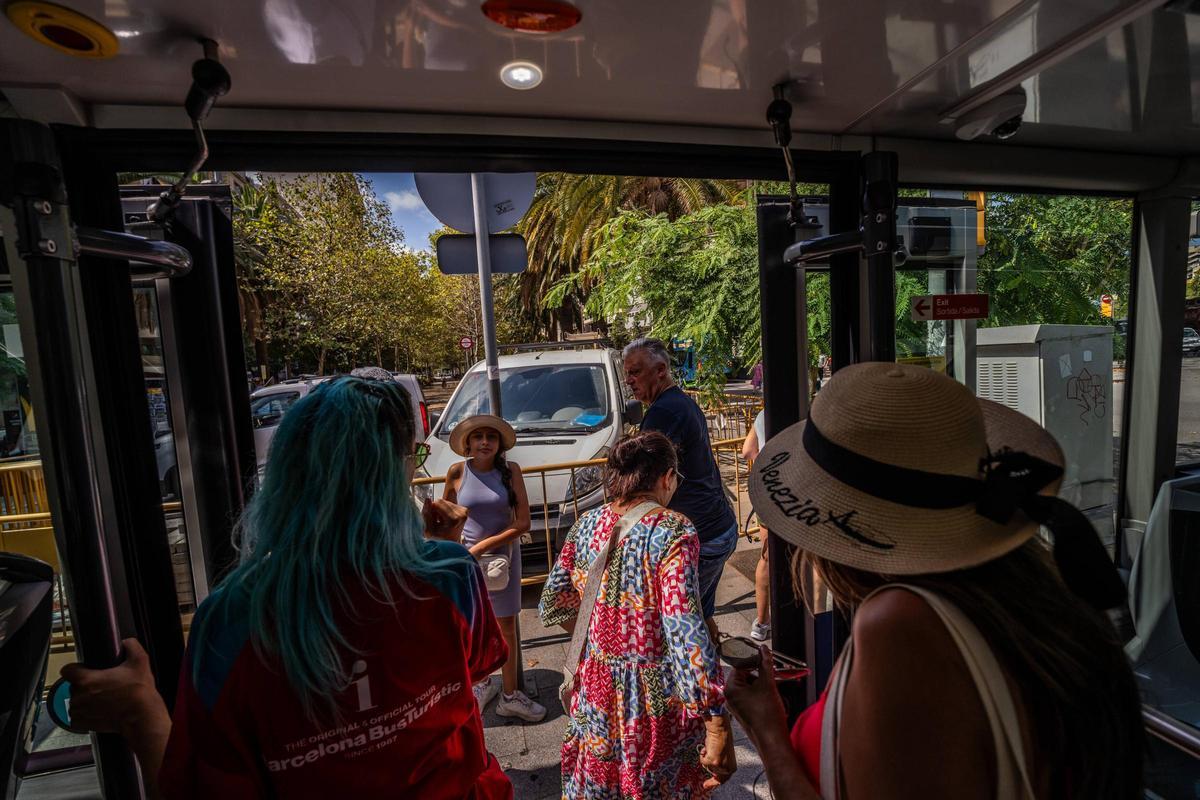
[192,377,457,720]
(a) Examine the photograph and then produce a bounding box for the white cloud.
[384,190,424,212]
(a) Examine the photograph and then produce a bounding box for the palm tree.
[517,174,740,339]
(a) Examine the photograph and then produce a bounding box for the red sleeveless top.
[790,688,829,792]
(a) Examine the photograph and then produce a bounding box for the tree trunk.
[318,347,327,375]
[255,338,269,381]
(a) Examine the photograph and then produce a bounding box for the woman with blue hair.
[60,376,512,799]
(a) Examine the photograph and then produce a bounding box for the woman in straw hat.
[727,362,1142,799]
[445,414,546,723]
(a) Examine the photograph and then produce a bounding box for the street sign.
[413,172,536,234]
[910,293,990,322]
[459,336,474,350]
[436,234,527,275]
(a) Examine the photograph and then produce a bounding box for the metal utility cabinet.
[976,325,1115,541]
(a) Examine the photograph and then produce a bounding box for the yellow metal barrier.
[413,435,762,585]
[414,457,611,586]
[0,460,188,652]
[683,390,764,442]
[3,438,763,638]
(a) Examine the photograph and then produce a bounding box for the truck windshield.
[440,364,610,435]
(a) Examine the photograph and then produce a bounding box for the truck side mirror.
[624,399,644,425]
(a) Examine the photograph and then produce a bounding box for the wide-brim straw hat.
[449,414,517,456]
[749,362,1066,575]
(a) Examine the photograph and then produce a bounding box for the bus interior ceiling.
[2,0,1200,797]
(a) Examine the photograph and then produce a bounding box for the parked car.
[418,348,643,572]
[389,373,430,438]
[1185,328,1200,356]
[154,373,428,496]
[249,373,427,468]
[154,430,179,499]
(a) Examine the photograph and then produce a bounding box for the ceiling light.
[500,60,543,90]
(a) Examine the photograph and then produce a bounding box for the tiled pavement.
[483,533,772,800]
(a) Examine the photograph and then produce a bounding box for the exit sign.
[910,293,990,322]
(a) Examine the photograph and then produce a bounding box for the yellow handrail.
[410,457,609,486]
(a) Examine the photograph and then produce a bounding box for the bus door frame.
[0,118,181,798]
[120,184,257,599]
[758,152,896,705]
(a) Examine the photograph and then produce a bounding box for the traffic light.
[965,191,986,248]
[1100,294,1114,318]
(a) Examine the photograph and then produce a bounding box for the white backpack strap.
[868,584,1037,800]
[559,501,660,699]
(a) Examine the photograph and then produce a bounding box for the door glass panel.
[0,286,91,760]
[134,285,197,622]
[1178,200,1200,465]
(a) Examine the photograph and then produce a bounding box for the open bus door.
[0,119,255,798]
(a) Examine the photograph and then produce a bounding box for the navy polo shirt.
[641,386,735,543]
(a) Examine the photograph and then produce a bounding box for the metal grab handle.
[76,226,192,278]
[783,229,862,265]
[1143,705,1200,760]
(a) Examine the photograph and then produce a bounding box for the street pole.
[471,174,503,419]
[470,174,530,695]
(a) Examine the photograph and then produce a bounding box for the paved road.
[1177,358,1200,453]
[1117,357,1200,463]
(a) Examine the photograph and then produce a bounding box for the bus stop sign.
[910,293,990,322]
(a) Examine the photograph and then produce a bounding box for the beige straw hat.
[449,414,517,456]
[749,362,1067,575]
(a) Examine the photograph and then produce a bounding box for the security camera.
[954,88,1027,141]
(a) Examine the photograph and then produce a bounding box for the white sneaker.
[750,620,771,642]
[495,690,547,723]
[473,677,500,713]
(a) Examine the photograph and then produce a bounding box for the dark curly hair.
[604,431,678,503]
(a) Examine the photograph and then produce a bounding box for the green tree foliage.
[977,193,1131,326]
[518,174,740,338]
[549,189,1133,391]
[234,174,442,375]
[553,200,761,393]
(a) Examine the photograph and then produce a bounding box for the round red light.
[481,0,581,33]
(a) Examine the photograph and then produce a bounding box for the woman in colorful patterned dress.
[539,431,736,799]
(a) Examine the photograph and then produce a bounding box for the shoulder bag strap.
[560,501,662,696]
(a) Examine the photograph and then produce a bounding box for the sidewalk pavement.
[483,532,771,800]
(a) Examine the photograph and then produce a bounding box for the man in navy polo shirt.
[623,338,737,631]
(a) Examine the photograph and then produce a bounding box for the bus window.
[899,191,1132,553]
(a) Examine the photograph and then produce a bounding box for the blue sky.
[361,172,442,251]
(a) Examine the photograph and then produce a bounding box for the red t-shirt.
[159,541,510,799]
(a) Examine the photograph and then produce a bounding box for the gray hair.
[349,366,395,382]
[623,337,671,369]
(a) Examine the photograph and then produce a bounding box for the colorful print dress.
[539,505,725,800]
